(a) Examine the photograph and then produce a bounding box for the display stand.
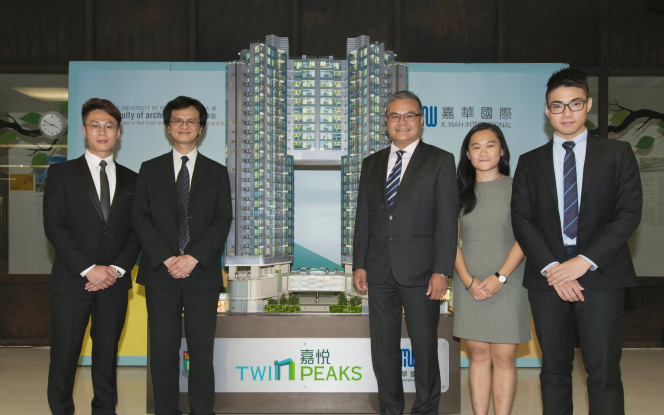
[146,313,460,414]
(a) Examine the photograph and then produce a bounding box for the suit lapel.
[581,135,601,198]
[76,156,105,223]
[103,162,127,229]
[374,149,390,207]
[161,151,177,201]
[391,142,429,208]
[538,141,558,205]
[190,153,208,195]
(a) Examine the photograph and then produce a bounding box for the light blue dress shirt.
[541,128,598,275]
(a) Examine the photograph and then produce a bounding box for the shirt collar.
[85,150,114,169]
[390,138,420,155]
[553,128,588,148]
[173,147,198,164]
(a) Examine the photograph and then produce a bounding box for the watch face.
[40,113,64,137]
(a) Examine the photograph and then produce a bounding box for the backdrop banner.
[69,62,565,366]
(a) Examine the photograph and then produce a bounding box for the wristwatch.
[495,272,507,283]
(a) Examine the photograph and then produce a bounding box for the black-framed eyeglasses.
[547,100,588,114]
[170,119,201,127]
[386,113,422,123]
[85,122,118,133]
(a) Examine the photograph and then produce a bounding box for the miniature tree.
[338,293,348,306]
[288,295,300,305]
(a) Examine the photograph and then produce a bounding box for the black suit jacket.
[43,156,141,294]
[353,141,459,286]
[132,151,232,289]
[511,135,643,291]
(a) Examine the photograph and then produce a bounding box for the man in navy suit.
[512,68,642,415]
[44,98,141,415]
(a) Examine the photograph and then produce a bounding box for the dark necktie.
[562,141,578,239]
[176,156,190,254]
[386,150,405,208]
[99,160,110,222]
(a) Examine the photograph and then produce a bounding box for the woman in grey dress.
[453,123,530,415]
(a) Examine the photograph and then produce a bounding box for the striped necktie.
[386,150,405,208]
[562,141,578,239]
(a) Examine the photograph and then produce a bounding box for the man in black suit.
[511,68,642,415]
[353,91,459,415]
[133,96,232,415]
[44,98,141,415]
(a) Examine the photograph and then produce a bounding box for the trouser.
[146,279,219,415]
[368,272,441,415]
[48,290,128,415]
[529,272,625,415]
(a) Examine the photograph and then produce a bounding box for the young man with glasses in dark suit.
[44,98,141,415]
[511,68,642,415]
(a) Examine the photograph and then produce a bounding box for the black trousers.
[529,274,625,415]
[48,290,128,415]
[146,279,219,415]
[368,273,441,415]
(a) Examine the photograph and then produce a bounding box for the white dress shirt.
[386,138,420,180]
[80,150,125,278]
[541,129,597,275]
[173,148,198,184]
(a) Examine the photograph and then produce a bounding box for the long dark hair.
[457,123,510,215]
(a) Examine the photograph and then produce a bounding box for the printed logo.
[235,349,362,382]
[181,351,190,378]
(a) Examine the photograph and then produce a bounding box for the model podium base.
[146,313,460,414]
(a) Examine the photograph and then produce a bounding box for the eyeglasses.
[85,122,118,133]
[547,100,588,114]
[170,119,201,127]
[386,113,421,123]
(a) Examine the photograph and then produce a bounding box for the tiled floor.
[1,347,662,414]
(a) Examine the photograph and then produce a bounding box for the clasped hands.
[545,256,592,302]
[164,255,199,279]
[468,275,504,301]
[84,265,118,292]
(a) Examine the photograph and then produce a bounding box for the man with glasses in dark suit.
[353,91,459,415]
[512,68,642,415]
[133,96,232,415]
[44,98,141,415]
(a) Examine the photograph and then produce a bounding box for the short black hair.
[385,90,423,115]
[82,98,121,125]
[163,96,208,130]
[546,67,590,102]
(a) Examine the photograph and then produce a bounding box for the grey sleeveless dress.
[452,176,531,344]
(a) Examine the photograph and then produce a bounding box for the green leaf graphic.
[58,101,68,114]
[20,112,41,125]
[609,110,629,124]
[635,136,655,150]
[31,153,48,166]
[658,120,664,130]
[0,131,19,144]
[585,119,597,130]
